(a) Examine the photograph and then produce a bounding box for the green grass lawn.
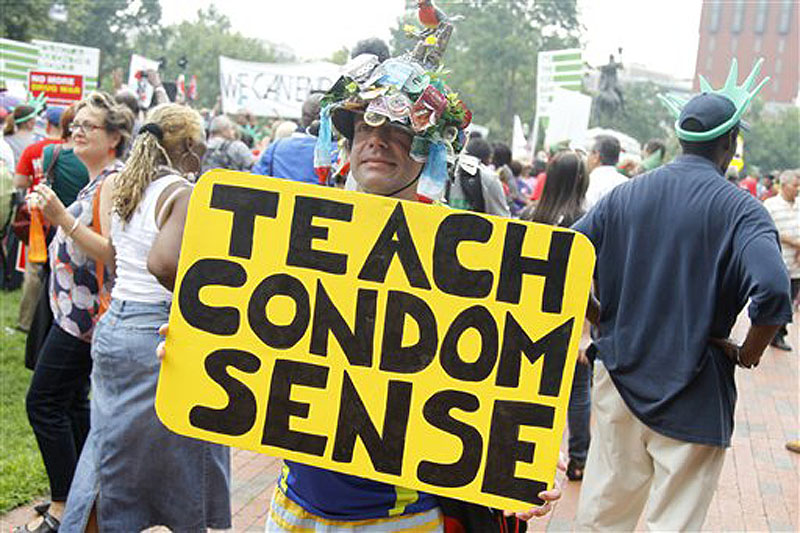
[0,289,47,512]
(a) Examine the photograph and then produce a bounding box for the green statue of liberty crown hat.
[15,91,48,124]
[658,58,769,142]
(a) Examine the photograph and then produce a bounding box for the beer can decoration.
[313,11,472,202]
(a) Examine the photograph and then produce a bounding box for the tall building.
[694,0,798,104]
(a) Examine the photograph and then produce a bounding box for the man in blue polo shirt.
[252,93,322,184]
[572,59,793,531]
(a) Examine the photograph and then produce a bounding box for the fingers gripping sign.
[155,170,595,511]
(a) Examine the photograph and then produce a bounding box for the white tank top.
[110,173,187,303]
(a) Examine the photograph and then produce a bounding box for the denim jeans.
[568,359,592,462]
[61,299,231,532]
[26,322,92,501]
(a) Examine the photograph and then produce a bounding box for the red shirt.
[15,138,63,184]
[738,176,757,197]
[531,171,547,201]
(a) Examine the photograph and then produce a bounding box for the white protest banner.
[32,39,100,89]
[219,56,340,118]
[128,54,160,108]
[544,88,593,148]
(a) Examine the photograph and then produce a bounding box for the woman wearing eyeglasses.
[15,92,133,533]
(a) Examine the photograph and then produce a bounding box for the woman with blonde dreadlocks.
[37,103,231,532]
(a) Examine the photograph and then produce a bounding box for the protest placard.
[32,39,100,88]
[28,71,83,105]
[128,54,161,108]
[156,170,595,511]
[219,56,340,118]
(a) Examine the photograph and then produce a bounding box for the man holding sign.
[153,13,594,533]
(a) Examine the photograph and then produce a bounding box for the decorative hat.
[15,92,47,124]
[315,15,472,201]
[658,58,769,142]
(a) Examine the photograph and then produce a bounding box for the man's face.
[586,150,601,173]
[350,115,423,196]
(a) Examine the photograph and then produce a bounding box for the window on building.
[709,0,722,32]
[779,0,794,34]
[708,35,716,53]
[732,0,745,33]
[755,0,769,34]
[754,37,762,53]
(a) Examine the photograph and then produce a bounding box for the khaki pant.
[18,260,43,331]
[575,361,726,531]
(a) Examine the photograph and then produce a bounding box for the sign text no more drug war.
[28,71,83,106]
[155,171,595,510]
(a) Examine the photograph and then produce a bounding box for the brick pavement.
[3,315,797,531]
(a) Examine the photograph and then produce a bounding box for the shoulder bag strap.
[44,144,62,187]
[92,179,106,292]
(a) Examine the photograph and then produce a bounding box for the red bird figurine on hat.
[418,0,447,29]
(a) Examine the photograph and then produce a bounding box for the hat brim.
[331,107,357,140]
[331,106,417,141]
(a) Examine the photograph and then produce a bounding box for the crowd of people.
[0,18,798,533]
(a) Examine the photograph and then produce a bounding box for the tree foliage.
[131,6,287,108]
[2,0,162,83]
[390,0,580,141]
[3,1,288,109]
[745,106,800,172]
[589,81,674,146]
[0,0,54,42]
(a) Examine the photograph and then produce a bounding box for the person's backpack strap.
[459,168,486,213]
[91,178,110,316]
[44,144,62,187]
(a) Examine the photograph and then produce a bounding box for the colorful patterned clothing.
[49,161,122,342]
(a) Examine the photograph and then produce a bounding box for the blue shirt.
[252,134,318,184]
[572,154,792,447]
[280,461,438,520]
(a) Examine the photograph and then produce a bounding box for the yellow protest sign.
[155,169,595,511]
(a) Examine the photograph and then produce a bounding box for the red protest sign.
[28,71,83,105]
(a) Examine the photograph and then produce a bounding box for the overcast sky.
[161,0,703,80]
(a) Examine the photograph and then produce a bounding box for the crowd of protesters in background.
[1,28,798,533]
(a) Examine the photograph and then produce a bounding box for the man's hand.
[504,453,566,520]
[710,322,779,369]
[709,337,741,366]
[156,323,168,360]
[146,69,162,88]
[112,67,124,91]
